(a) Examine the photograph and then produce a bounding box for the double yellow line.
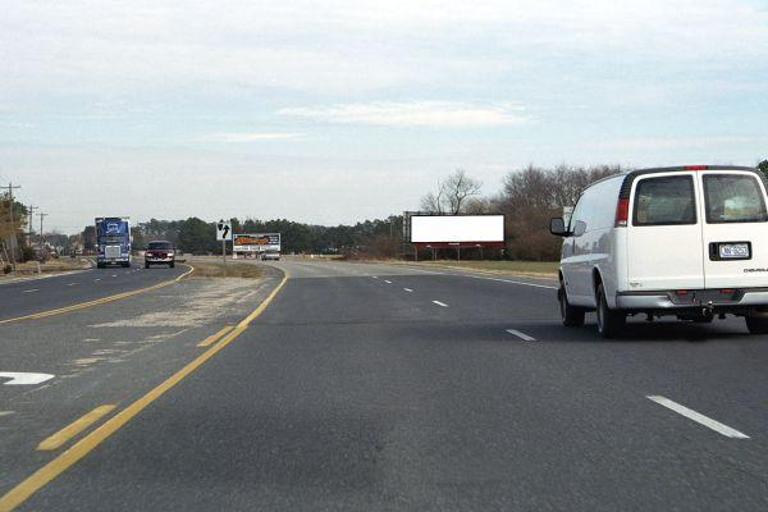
[0,265,195,326]
[0,272,289,511]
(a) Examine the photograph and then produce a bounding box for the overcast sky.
[1,0,767,233]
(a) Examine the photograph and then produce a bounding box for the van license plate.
[719,243,750,259]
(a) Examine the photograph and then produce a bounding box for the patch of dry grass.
[188,261,263,279]
[7,258,93,275]
[421,260,559,275]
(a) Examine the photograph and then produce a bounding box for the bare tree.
[420,169,483,215]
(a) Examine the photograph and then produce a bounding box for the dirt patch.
[189,261,263,279]
[90,278,266,329]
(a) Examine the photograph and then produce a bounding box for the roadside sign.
[216,220,232,241]
[233,233,281,253]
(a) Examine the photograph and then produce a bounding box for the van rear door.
[626,172,705,291]
[700,171,768,289]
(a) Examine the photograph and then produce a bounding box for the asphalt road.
[3,258,768,511]
[0,263,188,322]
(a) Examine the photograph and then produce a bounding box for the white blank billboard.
[410,215,504,243]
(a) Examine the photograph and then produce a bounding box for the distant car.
[262,252,281,261]
[144,241,176,268]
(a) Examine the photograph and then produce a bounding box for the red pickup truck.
[144,240,176,268]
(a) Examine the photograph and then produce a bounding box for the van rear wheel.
[558,285,585,327]
[745,313,768,335]
[596,284,625,339]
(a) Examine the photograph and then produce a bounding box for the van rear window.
[703,174,767,223]
[633,176,696,226]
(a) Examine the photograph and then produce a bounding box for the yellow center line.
[0,265,195,326]
[196,325,235,347]
[37,405,117,452]
[0,272,289,512]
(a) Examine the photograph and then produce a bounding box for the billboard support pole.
[222,239,226,264]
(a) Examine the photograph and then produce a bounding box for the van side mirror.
[549,217,569,237]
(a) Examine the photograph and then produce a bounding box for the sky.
[1,0,767,234]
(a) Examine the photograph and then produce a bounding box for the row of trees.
[126,216,404,257]
[418,161,768,260]
[88,159,767,262]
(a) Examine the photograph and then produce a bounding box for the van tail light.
[615,198,629,227]
[684,165,708,171]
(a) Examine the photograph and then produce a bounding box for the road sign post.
[216,220,232,264]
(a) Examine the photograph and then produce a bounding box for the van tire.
[558,284,585,327]
[745,313,768,335]
[596,284,625,338]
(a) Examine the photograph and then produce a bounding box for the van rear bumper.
[616,288,768,310]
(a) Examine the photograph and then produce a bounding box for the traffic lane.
[365,271,768,436]
[24,273,768,511]
[0,270,283,498]
[0,263,188,322]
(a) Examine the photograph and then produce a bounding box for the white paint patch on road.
[0,372,55,385]
[372,276,379,280]
[66,282,78,286]
[403,288,413,293]
[505,329,536,341]
[94,278,101,282]
[111,274,118,278]
[432,300,449,307]
[384,280,392,284]
[647,395,750,439]
[23,289,39,293]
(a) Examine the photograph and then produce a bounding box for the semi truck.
[95,217,132,268]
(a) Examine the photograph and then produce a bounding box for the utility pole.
[27,204,38,241]
[3,182,21,270]
[38,212,48,251]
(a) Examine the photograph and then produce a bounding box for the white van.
[549,165,768,337]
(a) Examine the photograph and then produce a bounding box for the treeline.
[496,165,624,260]
[130,216,403,256]
[89,159,768,261]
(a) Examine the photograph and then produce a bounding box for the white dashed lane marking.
[505,329,536,342]
[432,300,449,308]
[647,395,750,439]
[23,289,39,293]
[403,288,413,293]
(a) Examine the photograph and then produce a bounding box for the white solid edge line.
[646,395,750,439]
[485,277,557,290]
[403,288,413,292]
[432,300,449,307]
[505,329,536,341]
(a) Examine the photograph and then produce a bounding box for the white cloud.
[279,101,528,127]
[206,132,305,142]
